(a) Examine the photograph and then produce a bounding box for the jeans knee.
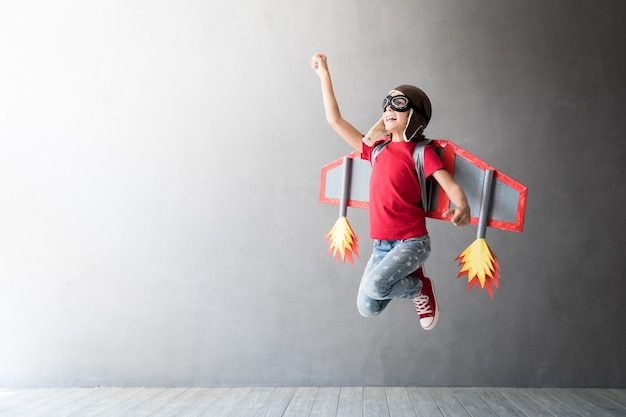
[357,303,382,318]
[357,291,384,318]
[362,280,387,300]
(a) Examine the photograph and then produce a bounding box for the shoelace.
[413,293,432,315]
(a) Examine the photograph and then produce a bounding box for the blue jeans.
[357,236,431,317]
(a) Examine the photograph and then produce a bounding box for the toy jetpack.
[319,139,528,298]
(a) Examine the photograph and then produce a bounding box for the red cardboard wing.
[320,140,528,232]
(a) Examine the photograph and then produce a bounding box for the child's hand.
[444,205,470,227]
[432,169,471,227]
[311,53,329,76]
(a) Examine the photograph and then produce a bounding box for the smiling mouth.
[385,116,396,121]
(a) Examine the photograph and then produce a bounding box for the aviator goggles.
[382,94,412,112]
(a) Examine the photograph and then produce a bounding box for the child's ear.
[363,117,386,146]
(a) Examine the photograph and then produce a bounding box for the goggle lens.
[382,95,411,112]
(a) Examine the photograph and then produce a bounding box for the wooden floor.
[0,387,625,417]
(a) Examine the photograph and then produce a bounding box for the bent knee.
[357,297,383,318]
[361,282,388,300]
[358,306,382,318]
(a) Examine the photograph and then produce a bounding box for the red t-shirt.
[361,139,446,240]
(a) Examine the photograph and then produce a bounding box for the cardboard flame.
[455,238,500,298]
[326,216,360,265]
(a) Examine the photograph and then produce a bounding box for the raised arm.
[311,53,363,151]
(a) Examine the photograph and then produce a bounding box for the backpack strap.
[412,139,432,212]
[371,139,432,212]
[371,139,391,162]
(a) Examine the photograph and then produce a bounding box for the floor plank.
[363,387,390,417]
[541,388,613,417]
[521,388,584,417]
[0,389,42,412]
[247,387,295,417]
[569,388,626,417]
[608,388,626,404]
[24,387,106,417]
[147,387,225,417]
[430,388,471,417]
[184,388,233,417]
[309,387,340,417]
[96,387,167,417]
[282,387,318,417]
[406,387,444,417]
[498,387,554,417]
[472,388,527,417]
[199,387,253,417]
[1,388,74,416]
[336,387,363,417]
[386,387,417,417]
[228,387,277,417]
[126,387,188,417]
[66,387,146,417]
[0,389,55,414]
[592,388,626,411]
[452,388,499,417]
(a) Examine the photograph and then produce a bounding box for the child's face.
[382,90,410,134]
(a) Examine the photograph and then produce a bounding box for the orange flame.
[455,238,500,298]
[326,216,360,265]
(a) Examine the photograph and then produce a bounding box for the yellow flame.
[326,216,359,264]
[456,238,500,298]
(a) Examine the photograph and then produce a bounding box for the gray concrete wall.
[1,0,624,387]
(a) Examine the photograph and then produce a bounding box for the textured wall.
[1,0,624,387]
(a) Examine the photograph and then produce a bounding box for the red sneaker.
[413,275,439,330]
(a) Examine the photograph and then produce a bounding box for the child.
[311,53,470,330]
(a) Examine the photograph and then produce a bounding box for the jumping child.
[311,53,471,330]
